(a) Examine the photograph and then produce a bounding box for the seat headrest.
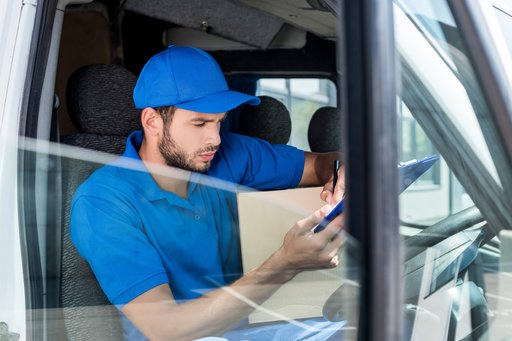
[237,96,291,144]
[66,64,141,136]
[308,106,343,152]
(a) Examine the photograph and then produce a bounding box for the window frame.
[340,0,401,340]
[16,0,60,340]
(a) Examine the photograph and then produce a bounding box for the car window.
[393,0,512,339]
[493,0,512,58]
[8,0,512,340]
[17,138,349,340]
[256,78,337,151]
[399,101,440,187]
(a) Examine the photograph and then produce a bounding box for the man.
[71,45,345,340]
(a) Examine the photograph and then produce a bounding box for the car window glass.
[394,1,512,339]
[256,78,337,151]
[494,2,512,58]
[18,138,349,339]
[13,0,512,339]
[398,0,506,188]
[399,101,440,187]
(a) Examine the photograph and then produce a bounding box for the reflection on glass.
[19,138,350,340]
[396,0,500,187]
[395,0,512,340]
[494,2,512,58]
[399,102,440,186]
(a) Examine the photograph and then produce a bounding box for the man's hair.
[155,106,177,127]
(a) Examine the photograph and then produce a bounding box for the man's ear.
[141,108,163,137]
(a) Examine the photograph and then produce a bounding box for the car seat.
[60,64,140,340]
[307,106,343,152]
[237,95,292,144]
[63,64,141,152]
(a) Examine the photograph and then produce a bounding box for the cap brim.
[175,90,260,113]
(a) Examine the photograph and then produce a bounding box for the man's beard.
[158,129,218,173]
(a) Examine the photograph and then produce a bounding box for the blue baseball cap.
[133,45,260,113]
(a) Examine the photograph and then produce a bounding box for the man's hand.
[272,205,345,277]
[320,165,345,205]
[300,152,345,205]
[121,206,344,340]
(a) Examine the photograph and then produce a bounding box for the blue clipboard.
[398,154,440,193]
[313,155,440,233]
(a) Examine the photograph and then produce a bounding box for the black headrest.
[308,106,343,152]
[237,96,291,144]
[66,64,141,136]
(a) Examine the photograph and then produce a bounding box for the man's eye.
[194,122,206,127]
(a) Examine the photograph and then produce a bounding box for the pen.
[332,159,340,191]
[313,199,344,233]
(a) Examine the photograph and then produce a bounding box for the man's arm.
[121,208,344,341]
[300,152,345,204]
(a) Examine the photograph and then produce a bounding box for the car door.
[0,1,42,340]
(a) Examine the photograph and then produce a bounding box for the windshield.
[391,0,512,339]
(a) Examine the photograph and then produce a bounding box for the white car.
[1,0,512,340]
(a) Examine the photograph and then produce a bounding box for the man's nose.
[206,125,221,146]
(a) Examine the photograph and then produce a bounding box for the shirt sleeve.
[70,193,168,305]
[211,132,305,190]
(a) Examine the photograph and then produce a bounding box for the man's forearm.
[122,250,298,341]
[122,209,343,340]
[300,152,342,187]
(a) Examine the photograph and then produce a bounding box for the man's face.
[158,108,225,172]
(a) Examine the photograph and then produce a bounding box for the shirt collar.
[123,130,144,160]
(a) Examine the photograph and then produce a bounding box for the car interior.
[28,0,342,340]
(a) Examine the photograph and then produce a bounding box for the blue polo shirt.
[70,130,304,307]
